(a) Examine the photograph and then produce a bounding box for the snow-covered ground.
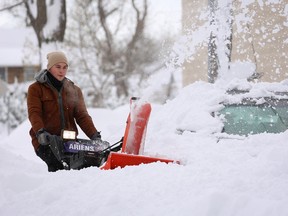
[1,80,288,216]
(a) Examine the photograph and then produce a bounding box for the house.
[181,0,288,85]
[0,28,40,87]
[0,79,8,96]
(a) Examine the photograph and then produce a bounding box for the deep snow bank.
[1,81,288,216]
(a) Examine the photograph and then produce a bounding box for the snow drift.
[1,80,288,216]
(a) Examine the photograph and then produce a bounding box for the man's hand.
[91,131,110,151]
[36,129,52,146]
[91,131,101,140]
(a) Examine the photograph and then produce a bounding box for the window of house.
[24,66,37,81]
[0,67,6,81]
[8,67,23,83]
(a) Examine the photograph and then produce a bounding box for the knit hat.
[47,51,68,69]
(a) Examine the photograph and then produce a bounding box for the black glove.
[91,131,110,150]
[91,131,101,140]
[36,129,52,146]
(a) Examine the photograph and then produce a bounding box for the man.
[27,51,103,172]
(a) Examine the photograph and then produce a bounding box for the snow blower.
[48,97,180,170]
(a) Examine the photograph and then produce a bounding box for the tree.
[65,0,164,107]
[207,0,234,83]
[208,0,218,83]
[24,0,66,48]
[0,0,67,64]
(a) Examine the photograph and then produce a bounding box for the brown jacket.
[27,70,97,150]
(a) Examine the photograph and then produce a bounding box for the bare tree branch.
[0,0,26,12]
[128,0,147,50]
[24,0,47,48]
[98,0,114,58]
[66,0,164,107]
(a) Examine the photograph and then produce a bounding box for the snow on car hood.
[149,79,288,136]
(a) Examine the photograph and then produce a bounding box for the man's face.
[49,63,68,81]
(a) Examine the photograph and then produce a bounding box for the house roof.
[0,28,39,66]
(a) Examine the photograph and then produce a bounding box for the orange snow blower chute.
[101,97,180,170]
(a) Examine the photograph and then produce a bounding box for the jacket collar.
[34,69,49,83]
[35,69,67,85]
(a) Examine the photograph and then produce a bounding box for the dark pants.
[36,145,64,172]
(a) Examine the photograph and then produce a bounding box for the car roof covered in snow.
[151,79,288,135]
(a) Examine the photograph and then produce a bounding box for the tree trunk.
[208,0,219,83]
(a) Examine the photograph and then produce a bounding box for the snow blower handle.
[100,138,123,153]
[90,131,112,152]
[36,128,53,146]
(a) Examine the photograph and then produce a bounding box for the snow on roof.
[0,28,38,66]
[0,47,25,66]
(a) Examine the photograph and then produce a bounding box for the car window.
[218,103,288,136]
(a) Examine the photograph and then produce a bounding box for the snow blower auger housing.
[48,97,180,170]
[101,97,180,170]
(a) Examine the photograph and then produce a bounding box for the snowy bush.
[0,82,28,134]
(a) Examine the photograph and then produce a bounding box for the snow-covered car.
[217,89,288,136]
[152,79,288,139]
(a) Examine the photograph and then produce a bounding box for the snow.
[146,0,182,38]
[0,28,38,66]
[1,80,288,216]
[1,0,288,214]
